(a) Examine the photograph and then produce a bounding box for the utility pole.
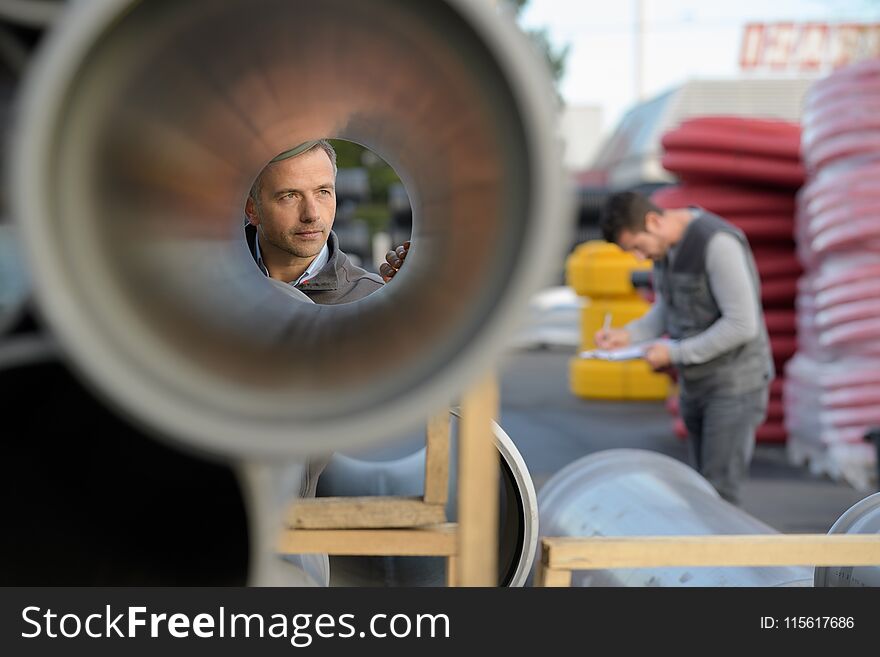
[634,0,645,102]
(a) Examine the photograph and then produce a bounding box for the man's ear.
[644,210,663,233]
[245,196,260,226]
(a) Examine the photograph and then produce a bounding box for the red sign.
[740,23,880,71]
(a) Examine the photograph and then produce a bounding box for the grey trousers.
[679,385,770,505]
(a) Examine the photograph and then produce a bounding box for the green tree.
[504,0,570,92]
[329,139,400,235]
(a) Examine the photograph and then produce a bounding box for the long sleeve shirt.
[625,232,760,366]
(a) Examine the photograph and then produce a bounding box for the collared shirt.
[254,233,330,286]
[246,225,383,304]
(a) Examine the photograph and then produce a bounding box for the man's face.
[246,147,336,259]
[616,211,668,261]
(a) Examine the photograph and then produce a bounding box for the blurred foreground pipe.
[10,0,568,460]
[0,224,28,336]
[239,461,329,587]
[0,348,324,585]
[814,491,880,587]
[0,0,63,29]
[6,0,566,586]
[315,416,538,586]
[536,449,813,587]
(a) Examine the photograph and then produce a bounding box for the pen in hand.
[597,312,612,348]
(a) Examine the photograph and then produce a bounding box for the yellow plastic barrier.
[566,241,652,298]
[566,241,669,401]
[570,358,670,400]
[580,298,647,351]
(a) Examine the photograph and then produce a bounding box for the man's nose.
[300,195,319,222]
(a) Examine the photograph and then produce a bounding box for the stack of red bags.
[651,116,805,445]
[785,59,880,489]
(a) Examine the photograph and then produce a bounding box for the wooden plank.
[534,567,572,588]
[446,556,458,587]
[424,409,451,505]
[278,523,458,556]
[543,535,880,570]
[456,373,499,586]
[287,496,446,529]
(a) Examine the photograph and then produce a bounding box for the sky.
[519,0,880,133]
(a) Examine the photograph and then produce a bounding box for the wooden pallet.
[535,534,880,587]
[279,373,500,587]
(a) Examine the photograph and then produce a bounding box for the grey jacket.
[246,226,383,305]
[653,209,774,396]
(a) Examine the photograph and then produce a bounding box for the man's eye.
[319,189,332,196]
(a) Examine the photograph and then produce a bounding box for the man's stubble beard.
[267,226,326,259]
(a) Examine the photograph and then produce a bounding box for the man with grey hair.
[245,140,384,304]
[245,140,398,499]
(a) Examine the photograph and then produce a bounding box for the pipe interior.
[24,0,539,455]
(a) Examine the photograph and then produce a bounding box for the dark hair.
[599,191,663,243]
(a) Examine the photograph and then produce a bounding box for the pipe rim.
[10,0,570,459]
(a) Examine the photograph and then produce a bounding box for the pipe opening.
[15,0,563,458]
[314,416,537,587]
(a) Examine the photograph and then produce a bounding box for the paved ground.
[499,348,872,534]
[347,347,873,535]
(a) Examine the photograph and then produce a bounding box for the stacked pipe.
[534,449,813,587]
[5,0,566,584]
[784,58,880,490]
[652,116,805,444]
[534,449,880,587]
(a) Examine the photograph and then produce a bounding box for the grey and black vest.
[654,209,774,396]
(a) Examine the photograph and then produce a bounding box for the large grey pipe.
[313,416,539,587]
[0,224,28,336]
[10,0,569,461]
[0,1,64,28]
[0,348,250,585]
[536,449,813,587]
[814,491,880,587]
[0,342,326,586]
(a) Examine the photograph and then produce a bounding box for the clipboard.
[578,345,648,361]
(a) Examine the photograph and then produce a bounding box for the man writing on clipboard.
[594,191,773,505]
